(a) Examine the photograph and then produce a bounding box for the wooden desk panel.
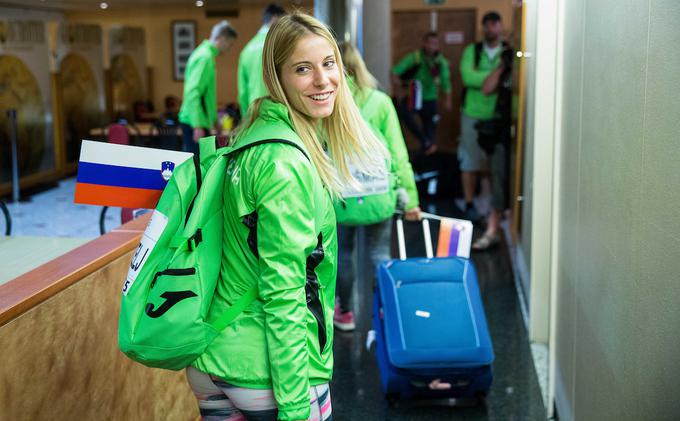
[0,214,197,420]
[0,252,197,420]
[0,214,150,327]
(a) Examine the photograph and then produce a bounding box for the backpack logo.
[145,290,198,318]
[161,161,175,181]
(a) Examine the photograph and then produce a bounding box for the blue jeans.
[336,219,392,313]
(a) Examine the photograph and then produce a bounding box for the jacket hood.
[257,98,295,128]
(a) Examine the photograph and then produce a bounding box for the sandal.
[472,232,501,251]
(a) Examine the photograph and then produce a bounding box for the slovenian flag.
[435,217,473,259]
[74,140,193,209]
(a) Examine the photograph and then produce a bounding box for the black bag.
[474,119,504,154]
[411,151,463,199]
[399,62,421,83]
[474,43,514,155]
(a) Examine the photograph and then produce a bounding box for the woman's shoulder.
[371,89,393,105]
[360,88,394,116]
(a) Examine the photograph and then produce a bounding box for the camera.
[501,47,514,68]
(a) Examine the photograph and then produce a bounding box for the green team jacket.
[460,43,501,120]
[238,26,270,116]
[178,40,219,129]
[192,99,337,421]
[334,80,419,225]
[392,49,452,101]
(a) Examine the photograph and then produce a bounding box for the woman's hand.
[404,206,422,221]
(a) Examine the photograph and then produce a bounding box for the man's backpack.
[398,49,446,85]
[398,50,422,83]
[118,135,306,370]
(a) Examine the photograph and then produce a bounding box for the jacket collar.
[202,39,220,57]
[257,98,295,129]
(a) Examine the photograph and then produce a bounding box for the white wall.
[552,0,680,419]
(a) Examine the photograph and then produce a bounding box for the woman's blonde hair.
[338,41,378,92]
[239,13,388,196]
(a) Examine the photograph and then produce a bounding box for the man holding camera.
[458,11,514,250]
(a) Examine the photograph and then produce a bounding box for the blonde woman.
[186,13,387,421]
[333,42,421,331]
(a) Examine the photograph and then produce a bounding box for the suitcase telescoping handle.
[396,217,434,260]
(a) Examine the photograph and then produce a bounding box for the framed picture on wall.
[171,20,196,81]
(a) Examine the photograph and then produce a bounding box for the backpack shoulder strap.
[474,42,484,68]
[225,138,309,161]
[211,285,258,331]
[209,138,310,332]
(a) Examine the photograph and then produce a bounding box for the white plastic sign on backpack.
[122,210,168,295]
[340,159,389,198]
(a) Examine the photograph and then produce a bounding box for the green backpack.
[118,135,307,370]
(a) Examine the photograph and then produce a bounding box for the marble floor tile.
[3,178,120,238]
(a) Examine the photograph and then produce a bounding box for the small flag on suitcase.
[74,140,192,209]
[435,217,473,259]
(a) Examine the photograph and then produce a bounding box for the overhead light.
[100,2,109,9]
[196,0,204,6]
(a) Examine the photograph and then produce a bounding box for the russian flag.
[74,140,193,209]
[435,217,473,259]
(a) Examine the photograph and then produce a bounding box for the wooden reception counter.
[0,214,198,420]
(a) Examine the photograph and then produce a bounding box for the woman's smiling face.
[280,33,340,120]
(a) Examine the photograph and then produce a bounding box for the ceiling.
[0,0,306,12]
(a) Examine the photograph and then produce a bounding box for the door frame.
[390,8,477,153]
[521,0,566,418]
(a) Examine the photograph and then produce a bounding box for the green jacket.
[392,49,452,101]
[238,26,270,116]
[460,43,501,120]
[334,81,419,225]
[193,99,337,421]
[179,40,219,129]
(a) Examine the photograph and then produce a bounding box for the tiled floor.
[2,177,120,238]
[330,197,547,421]
[1,178,117,283]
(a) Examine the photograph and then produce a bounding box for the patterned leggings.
[187,367,332,421]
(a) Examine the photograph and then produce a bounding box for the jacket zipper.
[306,234,327,352]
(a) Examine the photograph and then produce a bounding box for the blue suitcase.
[372,218,494,402]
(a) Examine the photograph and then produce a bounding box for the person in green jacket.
[332,42,421,331]
[179,20,238,154]
[186,13,388,421]
[237,3,286,116]
[458,11,514,250]
[391,32,453,155]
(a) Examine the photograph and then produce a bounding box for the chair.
[154,118,182,151]
[107,123,130,145]
[1,200,11,236]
